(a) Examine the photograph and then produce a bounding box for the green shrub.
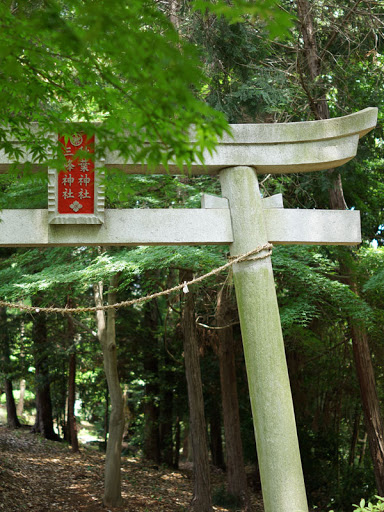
[352,496,384,511]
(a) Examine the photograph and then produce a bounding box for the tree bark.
[104,387,109,447]
[67,309,79,452]
[360,432,368,465]
[296,0,329,120]
[143,375,160,464]
[32,309,59,440]
[159,366,174,467]
[168,0,181,32]
[349,408,361,466]
[16,379,26,418]
[143,302,161,465]
[68,351,79,452]
[181,269,212,512]
[0,307,21,429]
[209,400,225,470]
[4,378,21,428]
[350,314,384,495]
[297,0,347,209]
[94,274,125,508]
[174,416,181,469]
[216,286,251,510]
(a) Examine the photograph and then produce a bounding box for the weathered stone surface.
[266,208,361,245]
[103,108,377,174]
[201,193,284,209]
[0,207,360,247]
[0,108,377,175]
[262,193,284,209]
[219,166,308,512]
[200,194,229,209]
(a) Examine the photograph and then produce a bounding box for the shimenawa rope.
[0,243,273,315]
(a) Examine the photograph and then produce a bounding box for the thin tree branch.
[302,340,347,368]
[68,314,98,339]
[320,0,365,60]
[296,57,319,118]
[16,57,70,94]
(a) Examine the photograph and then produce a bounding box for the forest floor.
[0,425,265,512]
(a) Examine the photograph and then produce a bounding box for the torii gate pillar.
[220,166,308,512]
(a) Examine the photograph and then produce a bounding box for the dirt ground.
[0,426,265,512]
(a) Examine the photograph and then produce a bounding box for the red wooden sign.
[58,133,95,214]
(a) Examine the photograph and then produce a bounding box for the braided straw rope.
[0,243,273,315]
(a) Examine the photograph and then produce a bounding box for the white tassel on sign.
[183,281,189,294]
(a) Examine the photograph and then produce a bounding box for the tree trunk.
[216,286,251,510]
[104,387,109,447]
[174,416,181,469]
[351,318,384,495]
[143,384,160,464]
[296,0,347,209]
[360,432,368,465]
[349,409,361,466]
[143,302,161,465]
[168,0,181,32]
[32,310,59,440]
[16,379,26,418]
[68,351,79,452]
[67,309,79,452]
[160,367,174,467]
[0,307,21,429]
[296,0,329,120]
[181,269,212,512]
[94,274,125,508]
[209,401,225,470]
[122,384,133,443]
[5,378,21,428]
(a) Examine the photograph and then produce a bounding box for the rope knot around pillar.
[228,243,274,264]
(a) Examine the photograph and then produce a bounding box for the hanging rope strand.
[0,243,273,315]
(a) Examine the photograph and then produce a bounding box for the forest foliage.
[0,1,384,511]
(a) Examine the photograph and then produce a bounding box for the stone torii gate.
[0,107,378,512]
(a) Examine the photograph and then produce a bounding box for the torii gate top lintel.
[0,107,378,175]
[106,107,378,175]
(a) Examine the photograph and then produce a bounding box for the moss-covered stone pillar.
[219,166,308,512]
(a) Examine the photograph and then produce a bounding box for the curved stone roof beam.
[104,107,378,175]
[0,107,377,175]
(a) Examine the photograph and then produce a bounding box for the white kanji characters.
[78,174,91,186]
[79,159,91,172]
[65,159,75,172]
[65,147,74,157]
[78,189,91,200]
[63,188,75,199]
[62,174,74,186]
